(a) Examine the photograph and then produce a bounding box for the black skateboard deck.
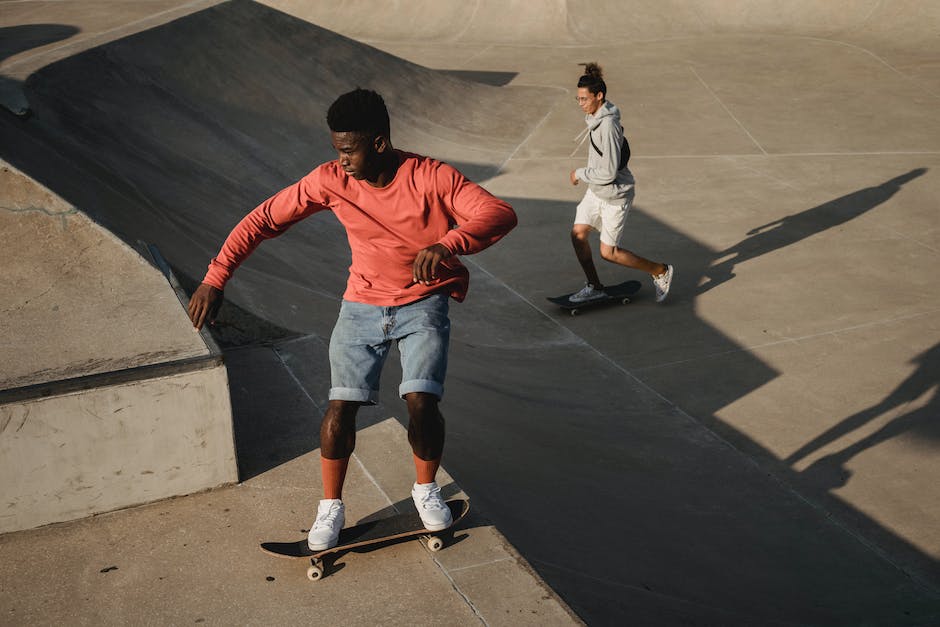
[547,280,642,316]
[261,499,470,581]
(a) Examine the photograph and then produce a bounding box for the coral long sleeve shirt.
[202,151,517,306]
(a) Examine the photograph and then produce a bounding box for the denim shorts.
[328,292,451,403]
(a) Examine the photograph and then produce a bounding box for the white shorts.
[574,187,634,247]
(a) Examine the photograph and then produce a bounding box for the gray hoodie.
[575,100,635,201]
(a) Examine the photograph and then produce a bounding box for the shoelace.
[313,506,341,530]
[415,488,446,511]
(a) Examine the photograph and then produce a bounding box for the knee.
[404,392,441,423]
[599,244,617,261]
[323,400,359,427]
[570,227,590,244]
[405,392,444,433]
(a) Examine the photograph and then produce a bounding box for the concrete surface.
[1,0,939,625]
[0,162,209,389]
[0,161,238,533]
[1,415,577,625]
[0,365,237,534]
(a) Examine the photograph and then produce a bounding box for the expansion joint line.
[271,344,397,510]
[689,65,767,155]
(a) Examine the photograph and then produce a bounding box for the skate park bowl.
[2,0,939,624]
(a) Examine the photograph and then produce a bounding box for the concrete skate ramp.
[2,0,555,337]
[2,0,940,624]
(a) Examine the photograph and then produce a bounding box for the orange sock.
[413,453,441,485]
[321,456,349,500]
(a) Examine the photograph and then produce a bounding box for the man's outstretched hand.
[413,243,452,286]
[188,283,223,331]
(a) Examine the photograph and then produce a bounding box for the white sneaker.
[307,499,345,550]
[653,265,674,303]
[411,482,453,531]
[569,283,606,303]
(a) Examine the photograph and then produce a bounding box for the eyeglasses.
[575,96,594,104]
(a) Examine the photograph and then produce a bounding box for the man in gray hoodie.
[568,63,674,303]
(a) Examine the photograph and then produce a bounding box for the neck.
[365,149,400,188]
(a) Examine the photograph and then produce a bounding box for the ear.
[373,134,389,154]
[595,91,605,102]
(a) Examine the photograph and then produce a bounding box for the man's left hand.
[413,244,452,285]
[570,170,579,186]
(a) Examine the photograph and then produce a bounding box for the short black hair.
[577,62,607,97]
[327,88,390,137]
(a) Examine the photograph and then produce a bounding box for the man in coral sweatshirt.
[188,88,517,550]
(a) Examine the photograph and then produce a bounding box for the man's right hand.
[188,283,223,331]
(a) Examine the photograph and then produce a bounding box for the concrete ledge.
[0,365,238,534]
[0,163,238,533]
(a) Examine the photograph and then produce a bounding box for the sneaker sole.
[422,520,452,532]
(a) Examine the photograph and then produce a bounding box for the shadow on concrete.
[173,270,299,349]
[440,69,518,86]
[0,0,553,484]
[0,24,80,115]
[0,0,552,337]
[699,168,928,295]
[0,24,80,61]
[2,2,940,624]
[428,191,940,624]
[787,341,940,489]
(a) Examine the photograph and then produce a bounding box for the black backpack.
[589,130,631,170]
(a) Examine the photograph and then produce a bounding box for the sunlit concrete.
[1,1,938,624]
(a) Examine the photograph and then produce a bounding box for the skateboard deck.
[547,280,642,316]
[261,499,469,581]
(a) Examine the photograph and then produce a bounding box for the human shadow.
[3,2,939,622]
[786,342,940,490]
[699,168,927,295]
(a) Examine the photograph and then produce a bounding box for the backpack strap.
[589,130,630,170]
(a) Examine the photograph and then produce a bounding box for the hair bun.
[581,62,603,79]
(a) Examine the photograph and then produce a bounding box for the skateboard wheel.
[427,536,444,552]
[306,564,324,581]
[622,298,630,304]
[570,309,579,317]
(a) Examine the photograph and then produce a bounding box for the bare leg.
[405,392,445,462]
[406,393,452,528]
[320,399,360,459]
[319,400,361,500]
[571,225,603,287]
[599,242,667,277]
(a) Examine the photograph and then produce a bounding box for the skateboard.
[546,280,642,316]
[260,499,470,581]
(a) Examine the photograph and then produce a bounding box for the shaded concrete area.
[2,0,940,624]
